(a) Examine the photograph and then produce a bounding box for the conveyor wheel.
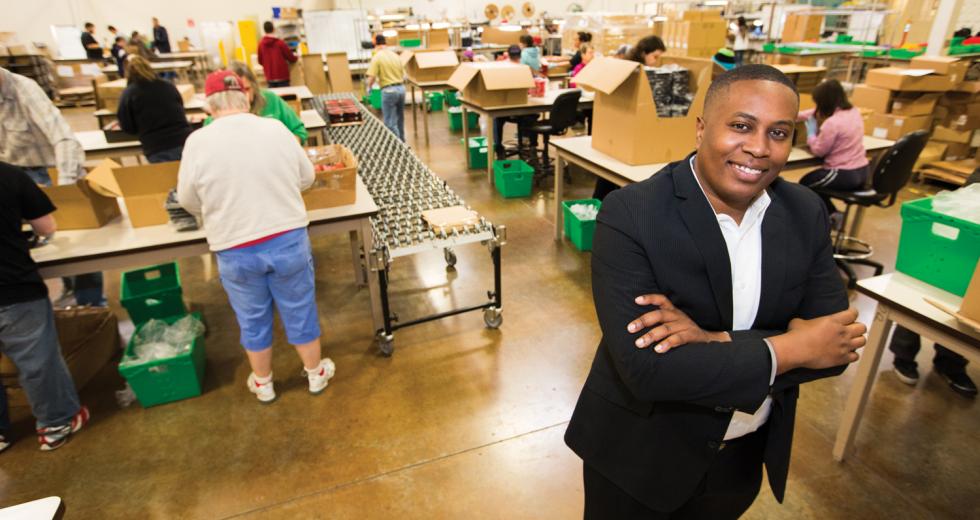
[444,248,457,268]
[483,307,503,329]
[377,332,394,357]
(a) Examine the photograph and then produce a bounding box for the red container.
[530,77,546,97]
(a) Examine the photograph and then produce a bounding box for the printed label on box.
[873,128,888,139]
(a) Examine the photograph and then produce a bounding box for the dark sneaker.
[0,433,9,454]
[37,405,90,451]
[893,363,919,385]
[938,371,978,398]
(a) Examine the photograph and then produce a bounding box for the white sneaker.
[306,359,335,395]
[247,372,276,403]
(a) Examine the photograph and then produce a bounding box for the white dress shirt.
[689,156,777,440]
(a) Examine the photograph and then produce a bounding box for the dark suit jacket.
[564,156,848,512]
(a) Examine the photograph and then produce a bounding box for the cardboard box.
[891,92,941,117]
[481,27,526,46]
[909,56,970,83]
[942,142,974,161]
[782,14,823,43]
[865,67,955,92]
[401,50,459,83]
[426,28,450,50]
[96,78,127,111]
[947,114,980,132]
[40,160,122,230]
[954,81,980,95]
[85,160,180,228]
[682,9,723,21]
[865,113,932,141]
[914,141,948,169]
[931,125,975,144]
[573,56,712,165]
[302,145,358,210]
[448,62,534,108]
[851,84,892,114]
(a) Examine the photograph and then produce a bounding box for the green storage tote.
[400,38,422,48]
[118,313,206,407]
[467,137,488,169]
[444,89,461,107]
[120,263,186,326]
[427,91,444,112]
[562,199,602,252]
[447,107,480,131]
[493,160,534,198]
[368,87,382,110]
[896,197,980,296]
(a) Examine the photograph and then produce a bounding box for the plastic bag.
[121,315,205,366]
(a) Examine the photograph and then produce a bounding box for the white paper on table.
[56,65,75,77]
[897,68,936,76]
[80,63,102,76]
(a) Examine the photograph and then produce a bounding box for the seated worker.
[0,162,90,452]
[177,71,334,403]
[519,34,541,74]
[569,43,595,86]
[565,65,866,517]
[117,55,192,163]
[797,79,868,226]
[569,31,592,69]
[203,61,308,144]
[627,35,666,67]
[493,45,539,159]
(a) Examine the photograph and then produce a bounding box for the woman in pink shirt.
[797,79,869,219]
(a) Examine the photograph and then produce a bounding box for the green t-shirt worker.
[203,61,308,144]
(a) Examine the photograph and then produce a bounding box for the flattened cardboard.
[891,92,941,116]
[573,56,712,165]
[909,56,970,83]
[86,161,180,228]
[448,62,534,108]
[302,144,358,210]
[481,27,526,46]
[865,67,955,92]
[865,113,932,141]
[401,50,459,83]
[932,125,975,144]
[851,84,892,114]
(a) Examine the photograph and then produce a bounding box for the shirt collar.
[689,155,771,225]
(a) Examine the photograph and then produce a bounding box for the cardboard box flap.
[448,64,482,91]
[414,50,458,69]
[480,64,534,90]
[112,162,180,196]
[400,50,415,66]
[572,57,639,95]
[83,159,124,197]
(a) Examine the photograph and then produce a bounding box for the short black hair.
[704,64,798,112]
[84,22,94,29]
[811,78,852,118]
[375,34,386,45]
[507,45,521,59]
[263,21,274,34]
[577,31,592,43]
[519,34,534,47]
[108,25,117,31]
[115,36,126,43]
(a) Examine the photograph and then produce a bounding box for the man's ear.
[695,117,705,148]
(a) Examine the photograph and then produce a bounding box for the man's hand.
[627,294,730,353]
[770,309,867,373]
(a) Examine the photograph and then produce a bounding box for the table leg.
[350,229,366,287]
[422,89,429,143]
[361,218,384,334]
[410,84,418,137]
[554,152,565,240]
[462,106,471,168]
[833,306,893,462]
[485,114,495,184]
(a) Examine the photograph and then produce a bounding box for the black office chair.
[813,129,928,288]
[525,90,582,184]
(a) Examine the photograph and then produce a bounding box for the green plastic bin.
[444,89,461,107]
[493,160,534,198]
[447,107,480,131]
[368,87,382,110]
[118,313,206,408]
[468,137,488,169]
[120,263,186,326]
[896,197,980,296]
[427,91,444,112]
[562,199,602,252]
[401,38,422,48]
[888,48,924,59]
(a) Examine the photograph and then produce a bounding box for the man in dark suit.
[565,65,868,518]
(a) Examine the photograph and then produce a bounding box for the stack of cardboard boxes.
[781,13,824,43]
[662,10,727,59]
[933,80,980,161]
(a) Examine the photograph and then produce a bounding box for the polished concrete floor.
[1,101,978,519]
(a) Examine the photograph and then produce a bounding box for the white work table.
[549,134,895,240]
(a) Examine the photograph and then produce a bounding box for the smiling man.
[565,65,867,518]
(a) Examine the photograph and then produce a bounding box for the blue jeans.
[215,229,320,351]
[0,298,81,430]
[146,145,183,164]
[19,167,106,306]
[381,84,406,141]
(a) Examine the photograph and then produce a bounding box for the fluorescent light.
[382,29,397,37]
[703,0,728,5]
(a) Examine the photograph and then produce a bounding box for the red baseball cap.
[205,70,246,96]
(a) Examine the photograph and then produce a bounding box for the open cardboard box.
[85,160,180,228]
[401,50,459,83]
[572,56,712,165]
[448,62,535,108]
[865,67,955,92]
[909,56,970,83]
[41,160,122,230]
[302,144,358,210]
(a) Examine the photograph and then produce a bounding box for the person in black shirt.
[117,55,192,163]
[111,36,127,78]
[0,163,90,453]
[569,31,592,70]
[80,22,102,61]
[152,17,171,54]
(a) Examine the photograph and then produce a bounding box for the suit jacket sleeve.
[591,191,774,412]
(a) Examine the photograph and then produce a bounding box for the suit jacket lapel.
[757,184,788,327]
[673,160,734,329]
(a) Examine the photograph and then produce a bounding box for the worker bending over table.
[565,65,866,518]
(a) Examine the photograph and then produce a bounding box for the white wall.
[2,0,638,54]
[955,0,980,32]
